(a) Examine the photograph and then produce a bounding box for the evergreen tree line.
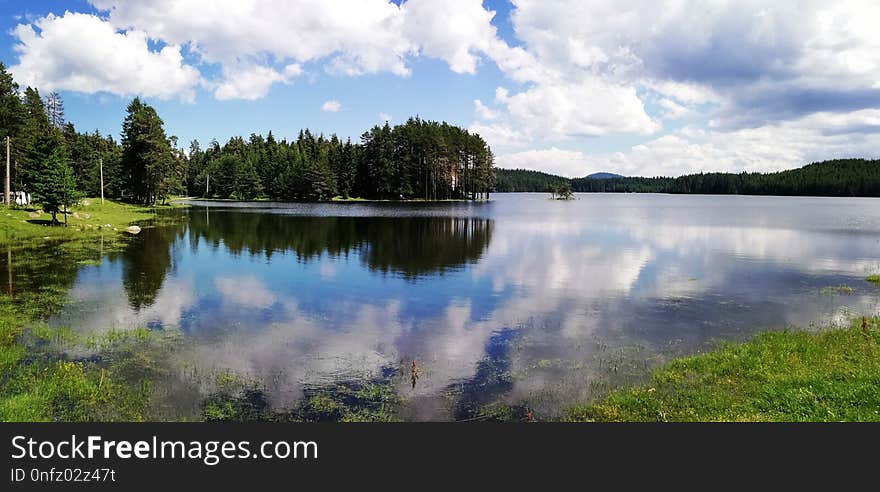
[186,117,495,202]
[493,168,570,192]
[0,62,185,218]
[496,159,880,197]
[0,62,495,220]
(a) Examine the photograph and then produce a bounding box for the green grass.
[567,318,880,422]
[0,200,188,422]
[0,198,184,244]
[866,275,880,284]
[0,292,180,422]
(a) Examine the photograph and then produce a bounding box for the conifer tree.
[32,145,79,224]
[121,98,177,205]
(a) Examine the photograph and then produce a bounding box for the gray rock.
[124,225,141,235]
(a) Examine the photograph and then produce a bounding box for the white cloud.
[10,12,200,101]
[469,121,524,149]
[496,148,594,178]
[507,0,880,127]
[501,109,880,178]
[400,0,498,74]
[321,99,342,112]
[91,0,414,76]
[213,63,301,101]
[473,99,498,120]
[81,0,510,98]
[501,78,659,138]
[472,1,880,174]
[657,98,695,120]
[378,112,392,123]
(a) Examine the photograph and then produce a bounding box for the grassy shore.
[568,318,880,422]
[0,198,184,244]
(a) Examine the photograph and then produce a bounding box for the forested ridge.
[571,159,880,196]
[0,62,495,219]
[497,159,880,197]
[493,168,570,192]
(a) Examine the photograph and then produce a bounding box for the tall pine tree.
[120,98,177,205]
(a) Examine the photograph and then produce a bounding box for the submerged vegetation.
[202,373,405,423]
[0,278,181,421]
[819,284,854,295]
[568,318,880,422]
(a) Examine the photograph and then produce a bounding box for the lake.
[35,193,880,420]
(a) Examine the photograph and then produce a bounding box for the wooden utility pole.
[5,136,10,207]
[99,157,105,204]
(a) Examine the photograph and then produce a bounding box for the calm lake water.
[44,194,880,419]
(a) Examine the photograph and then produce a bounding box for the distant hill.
[493,159,880,197]
[585,172,624,179]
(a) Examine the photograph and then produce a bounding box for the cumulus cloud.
[477,0,880,174]
[657,98,695,120]
[91,0,414,76]
[400,0,498,74]
[213,63,301,100]
[499,109,880,178]
[481,78,659,143]
[321,99,342,112]
[473,99,497,120]
[79,0,513,98]
[10,12,200,100]
[496,148,596,178]
[508,0,880,128]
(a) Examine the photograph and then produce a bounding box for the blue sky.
[3,1,880,177]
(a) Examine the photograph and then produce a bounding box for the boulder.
[124,225,141,235]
